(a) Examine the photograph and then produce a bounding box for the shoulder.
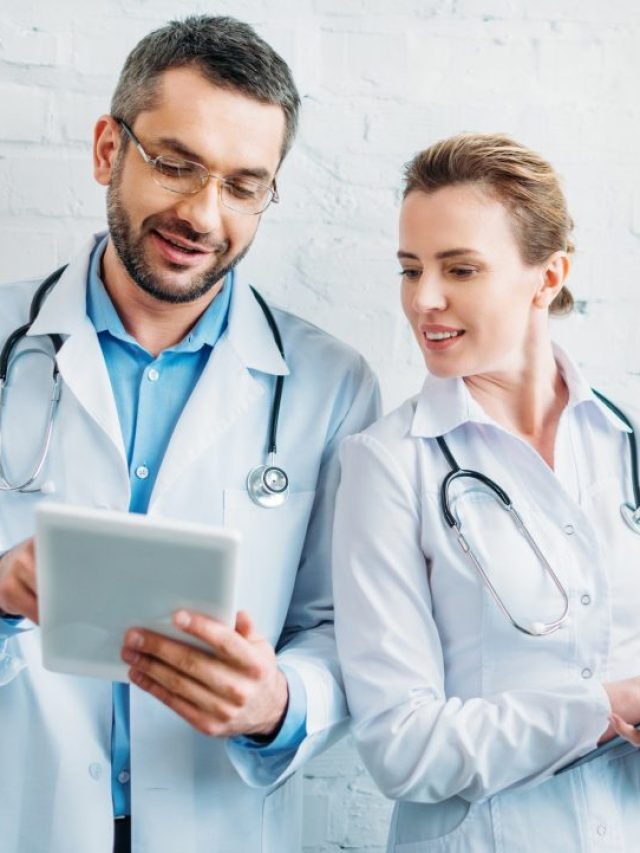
[0,278,42,335]
[271,304,377,389]
[341,396,422,469]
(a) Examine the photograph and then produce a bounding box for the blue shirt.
[85,238,306,817]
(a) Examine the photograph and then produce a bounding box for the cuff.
[0,616,27,640]
[232,664,307,756]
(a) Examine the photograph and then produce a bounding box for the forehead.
[400,184,518,252]
[134,66,286,173]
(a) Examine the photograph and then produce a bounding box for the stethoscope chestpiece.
[620,502,640,535]
[247,464,289,508]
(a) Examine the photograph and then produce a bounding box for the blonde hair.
[403,133,575,315]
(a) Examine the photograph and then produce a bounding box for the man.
[0,16,379,853]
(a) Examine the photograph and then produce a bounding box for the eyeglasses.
[117,120,279,215]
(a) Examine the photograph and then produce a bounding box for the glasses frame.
[116,119,279,215]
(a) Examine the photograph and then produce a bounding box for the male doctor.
[0,15,379,853]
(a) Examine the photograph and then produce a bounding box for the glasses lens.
[221,178,273,214]
[154,157,205,194]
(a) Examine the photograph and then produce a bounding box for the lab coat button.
[596,824,607,836]
[581,594,591,606]
[148,368,160,382]
[118,770,130,784]
[581,667,593,679]
[563,523,575,535]
[89,763,102,780]
[135,465,149,480]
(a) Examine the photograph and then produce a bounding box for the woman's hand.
[601,677,640,744]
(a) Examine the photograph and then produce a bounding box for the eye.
[399,268,421,281]
[156,157,199,178]
[448,265,477,279]
[224,178,263,199]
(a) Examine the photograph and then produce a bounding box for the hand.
[609,712,640,746]
[121,610,289,739]
[0,538,38,623]
[601,677,640,743]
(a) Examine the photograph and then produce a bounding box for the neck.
[463,327,568,467]
[100,240,223,357]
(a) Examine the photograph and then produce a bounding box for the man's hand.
[121,610,289,739]
[0,538,37,623]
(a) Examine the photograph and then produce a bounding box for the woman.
[333,133,640,852]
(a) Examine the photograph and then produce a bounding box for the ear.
[532,251,571,310]
[93,115,124,186]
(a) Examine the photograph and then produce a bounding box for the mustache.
[143,214,228,254]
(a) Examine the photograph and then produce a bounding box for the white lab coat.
[0,235,380,853]
[333,347,640,852]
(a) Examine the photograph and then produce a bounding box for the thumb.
[235,610,256,639]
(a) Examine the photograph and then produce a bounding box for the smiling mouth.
[154,230,210,255]
[425,330,464,341]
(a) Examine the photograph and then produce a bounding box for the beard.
[106,167,252,305]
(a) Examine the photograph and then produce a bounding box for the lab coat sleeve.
[332,433,611,804]
[226,358,382,786]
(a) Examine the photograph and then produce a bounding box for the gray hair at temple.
[111,15,301,162]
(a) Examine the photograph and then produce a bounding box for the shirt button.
[563,523,575,535]
[596,824,607,836]
[581,667,593,679]
[118,770,130,784]
[147,368,160,382]
[89,763,103,780]
[135,465,149,480]
[581,594,592,606]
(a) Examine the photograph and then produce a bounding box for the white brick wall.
[1,1,639,849]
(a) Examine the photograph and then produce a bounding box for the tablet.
[554,725,640,775]
[36,503,240,682]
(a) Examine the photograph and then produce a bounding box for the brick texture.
[1,2,639,849]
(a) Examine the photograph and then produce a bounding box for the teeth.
[163,234,197,253]
[426,330,462,341]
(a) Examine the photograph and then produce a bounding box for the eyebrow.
[396,248,481,260]
[154,136,272,181]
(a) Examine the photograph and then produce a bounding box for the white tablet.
[35,503,239,682]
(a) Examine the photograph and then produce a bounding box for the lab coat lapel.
[27,236,126,462]
[150,275,288,505]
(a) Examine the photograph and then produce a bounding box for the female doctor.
[333,133,640,852]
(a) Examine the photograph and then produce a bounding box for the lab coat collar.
[411,341,631,439]
[226,271,289,377]
[27,233,289,377]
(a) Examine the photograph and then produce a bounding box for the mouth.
[422,326,466,351]
[150,229,214,266]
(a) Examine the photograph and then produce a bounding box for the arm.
[333,433,613,804]
[226,359,382,784]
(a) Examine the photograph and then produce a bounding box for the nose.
[410,272,448,313]
[172,177,225,235]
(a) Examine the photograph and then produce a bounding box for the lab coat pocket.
[392,799,482,852]
[223,489,316,641]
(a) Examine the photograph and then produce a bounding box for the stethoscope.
[436,390,640,637]
[0,266,289,509]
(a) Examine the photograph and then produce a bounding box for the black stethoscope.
[0,266,289,509]
[436,390,640,637]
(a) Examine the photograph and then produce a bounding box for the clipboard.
[36,503,240,682]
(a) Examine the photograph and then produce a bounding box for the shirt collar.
[411,341,631,439]
[86,235,233,354]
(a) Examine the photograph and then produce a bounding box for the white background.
[1,1,639,849]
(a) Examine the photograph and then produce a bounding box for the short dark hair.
[111,15,300,161]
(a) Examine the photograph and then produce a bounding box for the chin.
[423,355,465,380]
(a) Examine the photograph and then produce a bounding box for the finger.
[609,713,640,746]
[129,668,234,737]
[235,610,255,640]
[122,644,249,706]
[171,612,259,673]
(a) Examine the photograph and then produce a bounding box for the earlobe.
[93,115,122,187]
